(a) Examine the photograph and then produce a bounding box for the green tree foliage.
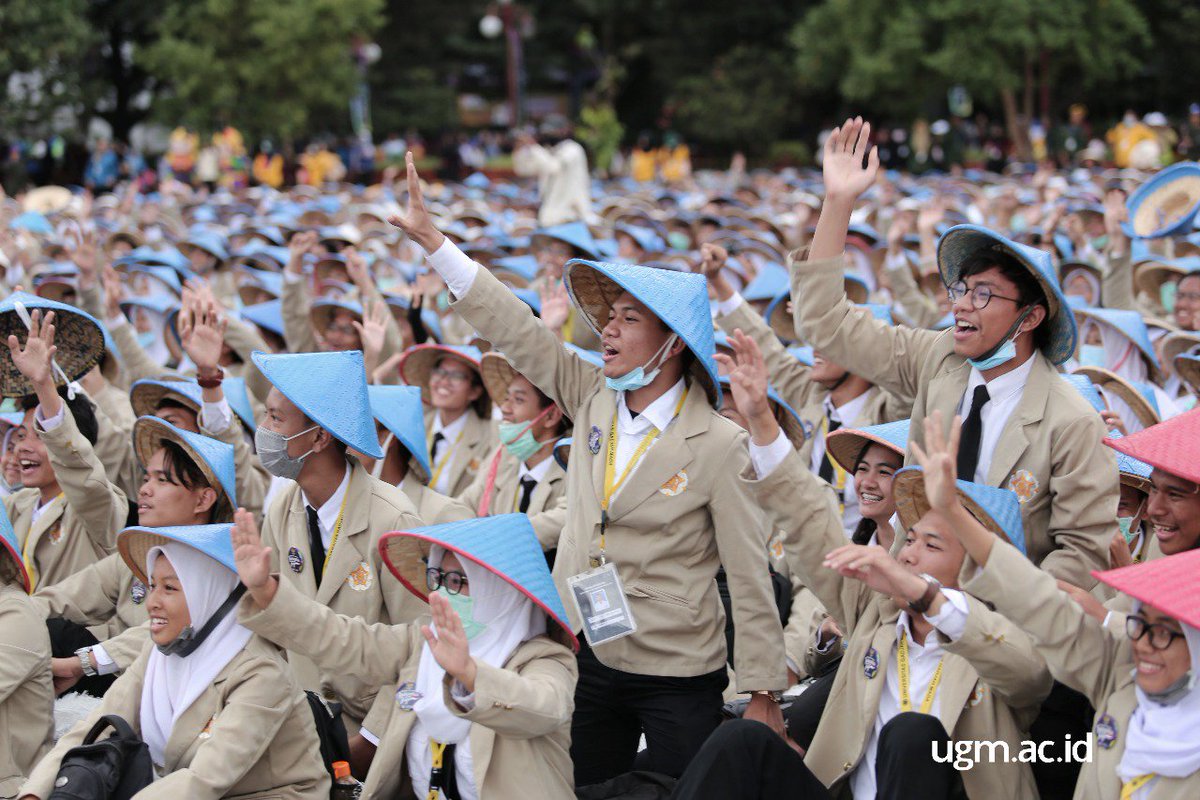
[142,0,385,141]
[0,0,96,136]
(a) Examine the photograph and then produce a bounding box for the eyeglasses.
[946,280,1023,311]
[426,566,469,595]
[430,368,472,385]
[1126,614,1185,651]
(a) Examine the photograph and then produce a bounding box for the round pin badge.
[863,646,879,679]
[287,546,305,573]
[588,425,603,455]
[130,579,147,605]
[395,681,424,710]
[1094,712,1118,749]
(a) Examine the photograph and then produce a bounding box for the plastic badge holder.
[567,561,637,647]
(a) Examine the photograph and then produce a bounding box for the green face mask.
[1117,516,1138,544]
[497,404,554,464]
[436,586,487,640]
[1161,281,1178,313]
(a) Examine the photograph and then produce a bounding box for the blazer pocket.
[627,583,690,608]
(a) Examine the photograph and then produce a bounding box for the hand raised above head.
[822,117,879,204]
[387,152,445,254]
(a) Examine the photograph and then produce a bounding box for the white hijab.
[1118,604,1200,786]
[406,545,546,800]
[139,543,252,767]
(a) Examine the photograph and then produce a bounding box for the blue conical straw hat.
[893,466,1026,555]
[132,415,237,514]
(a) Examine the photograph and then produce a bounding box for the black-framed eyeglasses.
[1126,614,1186,651]
[430,367,472,385]
[946,280,1023,311]
[426,566,469,595]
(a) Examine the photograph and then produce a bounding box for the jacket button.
[842,762,852,771]
[493,701,503,708]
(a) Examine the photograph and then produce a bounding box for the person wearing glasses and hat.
[18,523,331,800]
[0,505,54,797]
[252,348,425,732]
[673,351,1050,800]
[391,154,788,785]
[456,352,570,555]
[792,117,1116,591]
[34,414,237,695]
[232,512,577,797]
[911,412,1200,800]
[398,343,498,498]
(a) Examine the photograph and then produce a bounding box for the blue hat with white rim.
[222,376,257,433]
[893,465,1026,556]
[367,385,432,484]
[741,261,790,303]
[118,523,237,584]
[532,221,599,259]
[1074,307,1160,375]
[0,290,106,397]
[826,418,910,474]
[132,415,237,513]
[937,223,1078,365]
[564,259,722,407]
[310,297,364,335]
[491,255,539,288]
[379,514,577,651]
[1122,161,1200,239]
[0,504,29,591]
[614,223,665,255]
[238,300,285,338]
[9,212,53,235]
[251,349,383,458]
[183,230,229,263]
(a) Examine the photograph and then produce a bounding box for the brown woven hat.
[1175,353,1200,397]
[132,415,236,515]
[479,351,520,408]
[0,293,105,398]
[1161,331,1200,371]
[893,468,1016,547]
[397,344,491,417]
[1073,366,1161,430]
[1134,260,1186,300]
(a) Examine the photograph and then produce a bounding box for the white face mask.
[254,424,318,480]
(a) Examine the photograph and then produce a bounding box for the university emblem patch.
[348,561,373,591]
[659,470,688,496]
[1008,469,1039,505]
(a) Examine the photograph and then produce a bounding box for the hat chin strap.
[156,584,247,657]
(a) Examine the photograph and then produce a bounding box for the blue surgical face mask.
[967,307,1033,371]
[606,334,679,392]
[1078,344,1107,369]
[436,289,451,312]
[1161,281,1178,313]
[498,404,554,463]
[436,586,486,640]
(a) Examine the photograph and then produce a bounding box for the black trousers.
[671,713,966,800]
[572,638,729,787]
[47,618,116,697]
[784,659,840,750]
[1029,681,1094,800]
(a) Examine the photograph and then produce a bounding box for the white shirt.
[956,354,1035,485]
[809,392,870,532]
[519,455,553,484]
[199,397,233,435]
[851,596,970,800]
[32,403,67,524]
[607,379,686,501]
[426,237,480,298]
[430,410,470,495]
[713,292,744,318]
[302,463,350,550]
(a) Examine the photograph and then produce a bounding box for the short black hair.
[957,248,1050,351]
[20,387,99,445]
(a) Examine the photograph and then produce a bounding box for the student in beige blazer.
[252,349,425,731]
[917,412,1200,800]
[232,512,577,800]
[399,343,499,498]
[0,509,53,799]
[19,523,329,800]
[390,154,788,784]
[792,118,1116,590]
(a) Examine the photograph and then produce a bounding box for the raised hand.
[698,242,728,280]
[353,300,389,375]
[713,328,776,444]
[344,246,372,289]
[231,507,275,603]
[422,591,477,691]
[178,291,227,372]
[102,265,125,320]
[73,231,101,290]
[822,543,926,600]
[908,411,962,515]
[7,309,57,388]
[1103,188,1129,255]
[286,230,319,276]
[822,117,879,203]
[539,279,570,335]
[387,152,445,254]
[916,198,945,235]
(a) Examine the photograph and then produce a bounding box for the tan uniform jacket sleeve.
[98,623,150,672]
[718,297,817,411]
[444,648,576,739]
[965,541,1126,708]
[39,406,127,556]
[885,257,943,329]
[941,592,1052,709]
[791,252,943,410]
[281,276,320,353]
[783,583,827,678]
[110,321,177,383]
[238,576,415,689]
[33,552,124,625]
[529,493,568,551]
[76,281,105,322]
[1101,249,1138,312]
[89,385,138,496]
[200,414,269,521]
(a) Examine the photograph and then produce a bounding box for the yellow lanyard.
[821,416,848,492]
[21,492,64,591]
[1120,773,1156,800]
[600,389,688,557]
[897,628,945,714]
[427,427,465,490]
[321,492,350,575]
[426,740,448,800]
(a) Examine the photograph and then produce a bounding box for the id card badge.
[567,562,637,647]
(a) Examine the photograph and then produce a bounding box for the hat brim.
[1123,163,1200,239]
[0,302,105,398]
[1175,354,1200,397]
[1073,366,1161,430]
[1133,262,1185,300]
[309,303,363,337]
[398,345,490,415]
[826,428,904,476]
[1162,331,1200,369]
[116,528,233,585]
[133,416,236,512]
[892,469,1016,547]
[1,535,31,592]
[130,381,201,419]
[480,352,519,408]
[379,531,578,651]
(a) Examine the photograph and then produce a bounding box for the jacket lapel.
[316,463,370,606]
[589,390,617,509]
[23,495,65,564]
[985,357,1051,488]
[163,672,229,771]
[528,465,563,514]
[932,652,978,734]
[606,388,705,520]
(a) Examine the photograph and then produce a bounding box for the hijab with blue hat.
[367,385,432,484]
[563,258,723,406]
[251,349,384,459]
[116,523,251,766]
[1074,306,1161,381]
[133,415,238,515]
[0,291,106,397]
[892,465,1026,556]
[937,223,1078,366]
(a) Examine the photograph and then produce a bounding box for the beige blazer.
[4,408,127,591]
[400,477,475,526]
[261,459,426,725]
[793,252,1118,588]
[89,381,140,500]
[0,584,54,798]
[422,409,499,498]
[969,540,1200,799]
[240,577,577,800]
[746,449,1051,800]
[456,445,569,550]
[200,412,270,521]
[281,275,321,354]
[452,266,787,690]
[21,635,330,800]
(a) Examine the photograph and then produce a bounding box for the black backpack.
[49,715,154,800]
[304,691,351,780]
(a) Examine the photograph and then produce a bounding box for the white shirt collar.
[519,455,554,483]
[825,386,872,425]
[303,462,351,536]
[894,610,941,655]
[965,352,1036,402]
[433,409,470,442]
[616,378,687,434]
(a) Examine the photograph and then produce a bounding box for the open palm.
[823,117,879,202]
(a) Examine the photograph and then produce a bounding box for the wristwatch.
[907,575,943,615]
[75,646,98,677]
[751,690,784,704]
[196,366,225,389]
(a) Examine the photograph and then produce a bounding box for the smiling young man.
[791,118,1116,591]
[390,153,788,786]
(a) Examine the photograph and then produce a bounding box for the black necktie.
[817,415,843,484]
[431,431,446,463]
[957,384,991,481]
[518,476,537,513]
[306,505,325,587]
